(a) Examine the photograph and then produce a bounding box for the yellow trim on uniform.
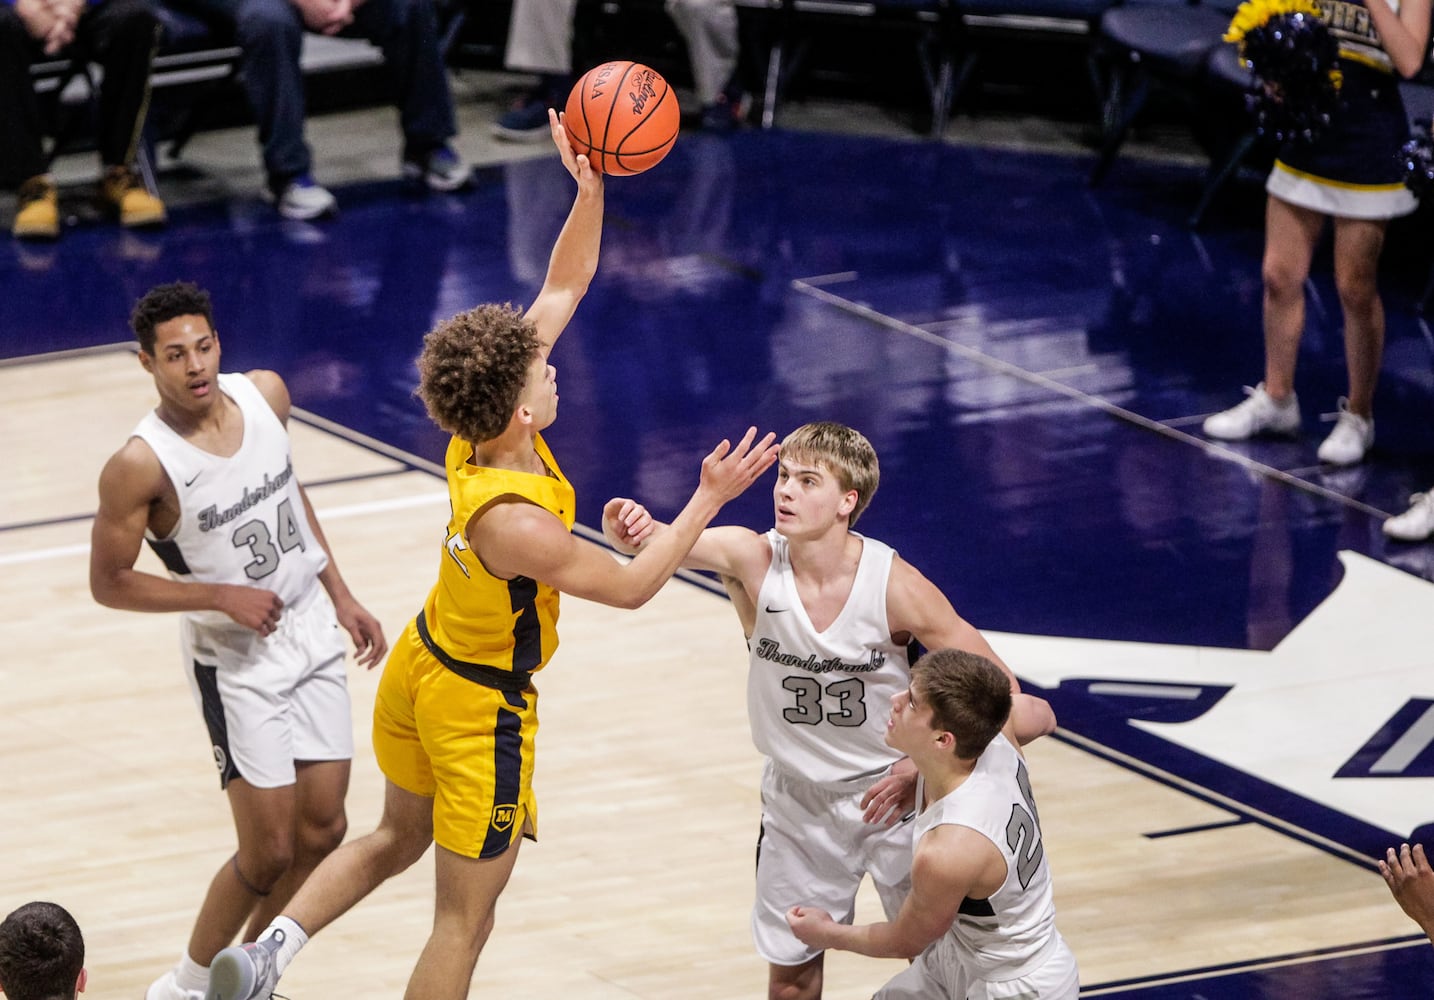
[1271,160,1409,192]
[1336,48,1394,72]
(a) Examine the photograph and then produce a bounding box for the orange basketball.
[563,61,680,176]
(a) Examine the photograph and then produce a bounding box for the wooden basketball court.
[0,346,1418,998]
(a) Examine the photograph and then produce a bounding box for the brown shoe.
[13,175,59,240]
[101,165,167,228]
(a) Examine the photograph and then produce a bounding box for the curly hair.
[130,282,215,354]
[780,422,880,526]
[912,649,1012,761]
[0,901,84,1000]
[416,304,543,444]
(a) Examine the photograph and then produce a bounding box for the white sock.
[174,952,209,992]
[260,916,308,975]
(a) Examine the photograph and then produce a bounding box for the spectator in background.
[1,0,167,239]
[170,0,470,219]
[493,0,743,141]
[0,901,87,1000]
[1201,0,1432,466]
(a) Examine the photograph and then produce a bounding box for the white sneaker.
[146,970,204,1000]
[1202,383,1302,441]
[1384,492,1434,542]
[206,936,281,1000]
[1315,399,1373,466]
[274,175,337,221]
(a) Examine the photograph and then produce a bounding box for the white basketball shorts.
[753,758,915,966]
[181,583,353,789]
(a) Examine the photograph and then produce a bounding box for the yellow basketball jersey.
[420,432,575,676]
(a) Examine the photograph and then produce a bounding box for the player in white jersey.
[604,421,1056,1000]
[788,648,1079,999]
[89,281,387,1000]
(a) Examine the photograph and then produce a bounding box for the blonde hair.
[779,422,879,526]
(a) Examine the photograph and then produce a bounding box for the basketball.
[563,61,680,176]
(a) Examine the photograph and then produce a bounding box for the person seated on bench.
[493,0,745,141]
[2,0,168,239]
[167,0,470,219]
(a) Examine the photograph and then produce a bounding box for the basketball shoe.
[1384,492,1434,542]
[1202,383,1301,441]
[272,174,337,221]
[494,74,571,141]
[402,144,472,192]
[1315,399,1373,466]
[205,934,281,1000]
[145,969,204,1000]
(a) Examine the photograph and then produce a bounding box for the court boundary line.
[1079,933,1431,994]
[1050,729,1377,868]
[790,275,1392,520]
[0,341,134,368]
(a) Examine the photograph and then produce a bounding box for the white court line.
[790,275,1393,520]
[0,491,449,568]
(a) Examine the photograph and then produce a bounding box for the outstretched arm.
[476,428,780,610]
[524,110,605,354]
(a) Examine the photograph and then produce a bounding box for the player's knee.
[296,810,348,860]
[235,844,292,893]
[768,962,821,1000]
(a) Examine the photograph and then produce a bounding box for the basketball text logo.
[491,804,517,833]
[587,62,618,99]
[627,70,658,116]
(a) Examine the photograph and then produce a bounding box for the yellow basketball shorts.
[373,618,539,859]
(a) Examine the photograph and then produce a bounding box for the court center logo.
[994,550,1434,858]
[491,803,518,833]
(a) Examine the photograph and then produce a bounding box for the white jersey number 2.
[1006,758,1045,888]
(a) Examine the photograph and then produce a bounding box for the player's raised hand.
[602,497,654,553]
[550,108,599,192]
[217,586,285,636]
[696,427,780,506]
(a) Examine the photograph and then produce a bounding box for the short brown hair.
[0,901,84,1000]
[780,422,879,526]
[130,281,214,355]
[416,304,542,444]
[912,649,1011,760]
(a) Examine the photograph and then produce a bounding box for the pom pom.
[1224,0,1342,145]
[1402,120,1434,197]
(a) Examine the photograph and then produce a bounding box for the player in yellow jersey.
[206,109,781,1000]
